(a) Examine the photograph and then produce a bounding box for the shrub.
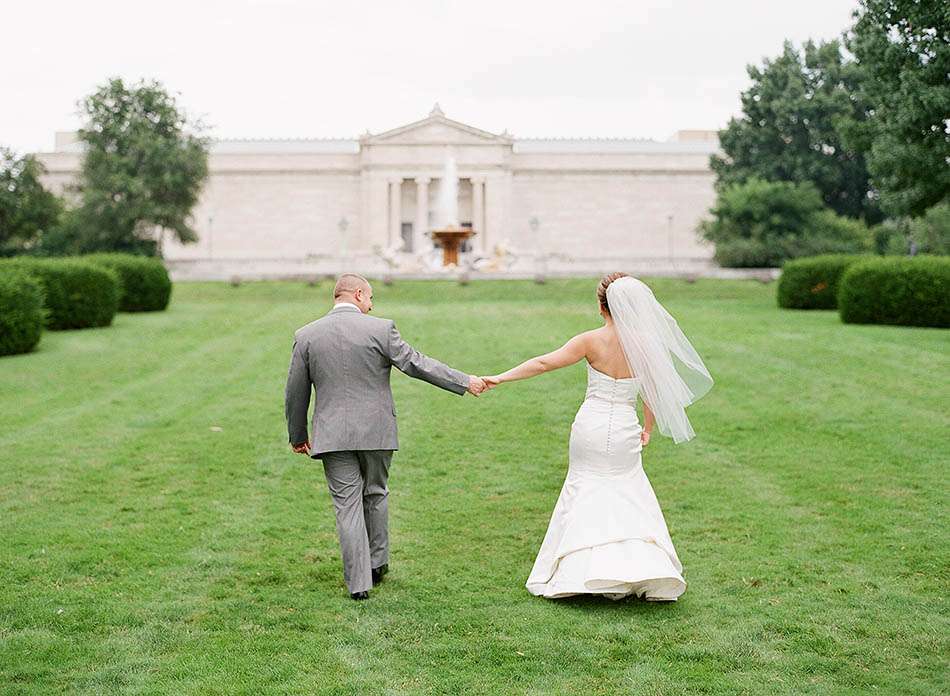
[0,258,119,330]
[699,178,871,267]
[871,203,950,257]
[908,201,950,256]
[838,256,950,328]
[709,239,777,268]
[871,219,911,256]
[777,254,872,309]
[0,268,45,355]
[83,253,172,311]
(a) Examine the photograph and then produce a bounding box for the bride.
[483,273,712,601]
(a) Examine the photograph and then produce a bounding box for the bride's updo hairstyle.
[597,272,629,316]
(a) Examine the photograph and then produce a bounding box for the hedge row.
[0,268,45,356]
[778,254,872,309]
[83,253,172,312]
[1,258,119,330]
[0,254,173,356]
[839,256,949,328]
[778,254,949,328]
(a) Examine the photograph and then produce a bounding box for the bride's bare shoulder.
[568,328,610,358]
[572,328,603,345]
[580,326,613,343]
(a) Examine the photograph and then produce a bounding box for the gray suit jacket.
[284,304,469,458]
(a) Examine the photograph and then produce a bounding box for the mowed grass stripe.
[1,278,947,695]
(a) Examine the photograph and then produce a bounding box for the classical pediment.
[361,105,512,147]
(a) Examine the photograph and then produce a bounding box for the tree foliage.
[0,149,62,256]
[70,78,209,255]
[712,40,879,222]
[846,0,950,217]
[700,178,871,267]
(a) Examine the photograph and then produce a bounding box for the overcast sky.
[5,0,860,153]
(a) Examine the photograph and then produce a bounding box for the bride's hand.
[640,430,651,447]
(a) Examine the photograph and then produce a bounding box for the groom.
[284,273,486,600]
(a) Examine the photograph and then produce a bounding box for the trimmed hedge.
[0,268,45,356]
[777,255,872,309]
[1,258,119,330]
[83,253,172,312]
[838,256,950,328]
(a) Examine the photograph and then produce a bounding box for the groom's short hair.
[334,273,371,299]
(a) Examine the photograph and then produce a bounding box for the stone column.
[388,178,402,248]
[361,173,390,254]
[414,177,430,253]
[471,178,485,251]
[484,172,512,254]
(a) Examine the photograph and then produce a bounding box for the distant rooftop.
[212,138,360,154]
[513,137,718,154]
[50,128,718,155]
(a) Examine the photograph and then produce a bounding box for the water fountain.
[430,152,474,267]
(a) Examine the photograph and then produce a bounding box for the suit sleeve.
[284,337,312,444]
[387,321,469,395]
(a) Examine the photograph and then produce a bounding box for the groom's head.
[334,273,373,313]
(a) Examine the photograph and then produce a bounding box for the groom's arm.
[387,321,470,395]
[284,337,312,445]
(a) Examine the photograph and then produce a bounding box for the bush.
[0,258,119,330]
[709,239,777,268]
[871,219,911,256]
[83,253,172,311]
[699,179,871,267]
[838,256,950,328]
[778,254,872,309]
[908,201,950,256]
[0,268,45,355]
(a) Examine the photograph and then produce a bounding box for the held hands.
[292,440,311,455]
[466,375,502,397]
[467,375,487,396]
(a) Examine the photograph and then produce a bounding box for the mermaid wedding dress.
[525,363,686,601]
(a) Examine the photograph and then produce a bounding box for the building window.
[401,222,413,252]
[461,222,473,252]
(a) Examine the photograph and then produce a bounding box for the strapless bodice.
[584,363,639,405]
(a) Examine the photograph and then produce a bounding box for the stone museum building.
[35,105,721,278]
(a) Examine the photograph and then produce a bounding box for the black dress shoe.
[371,564,389,586]
[350,591,369,600]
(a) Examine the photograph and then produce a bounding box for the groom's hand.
[292,440,311,455]
[467,375,486,397]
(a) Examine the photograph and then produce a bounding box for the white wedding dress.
[525,363,686,601]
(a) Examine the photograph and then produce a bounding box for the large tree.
[712,40,880,222]
[71,78,209,255]
[0,148,62,256]
[847,0,950,217]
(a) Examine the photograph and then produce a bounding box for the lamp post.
[207,214,214,260]
[338,217,349,261]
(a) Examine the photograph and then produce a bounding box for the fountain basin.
[431,229,475,266]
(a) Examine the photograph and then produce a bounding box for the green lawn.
[1,278,947,695]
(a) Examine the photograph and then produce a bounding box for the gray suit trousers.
[321,450,392,594]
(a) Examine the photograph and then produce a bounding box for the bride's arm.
[640,397,656,446]
[485,334,589,386]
